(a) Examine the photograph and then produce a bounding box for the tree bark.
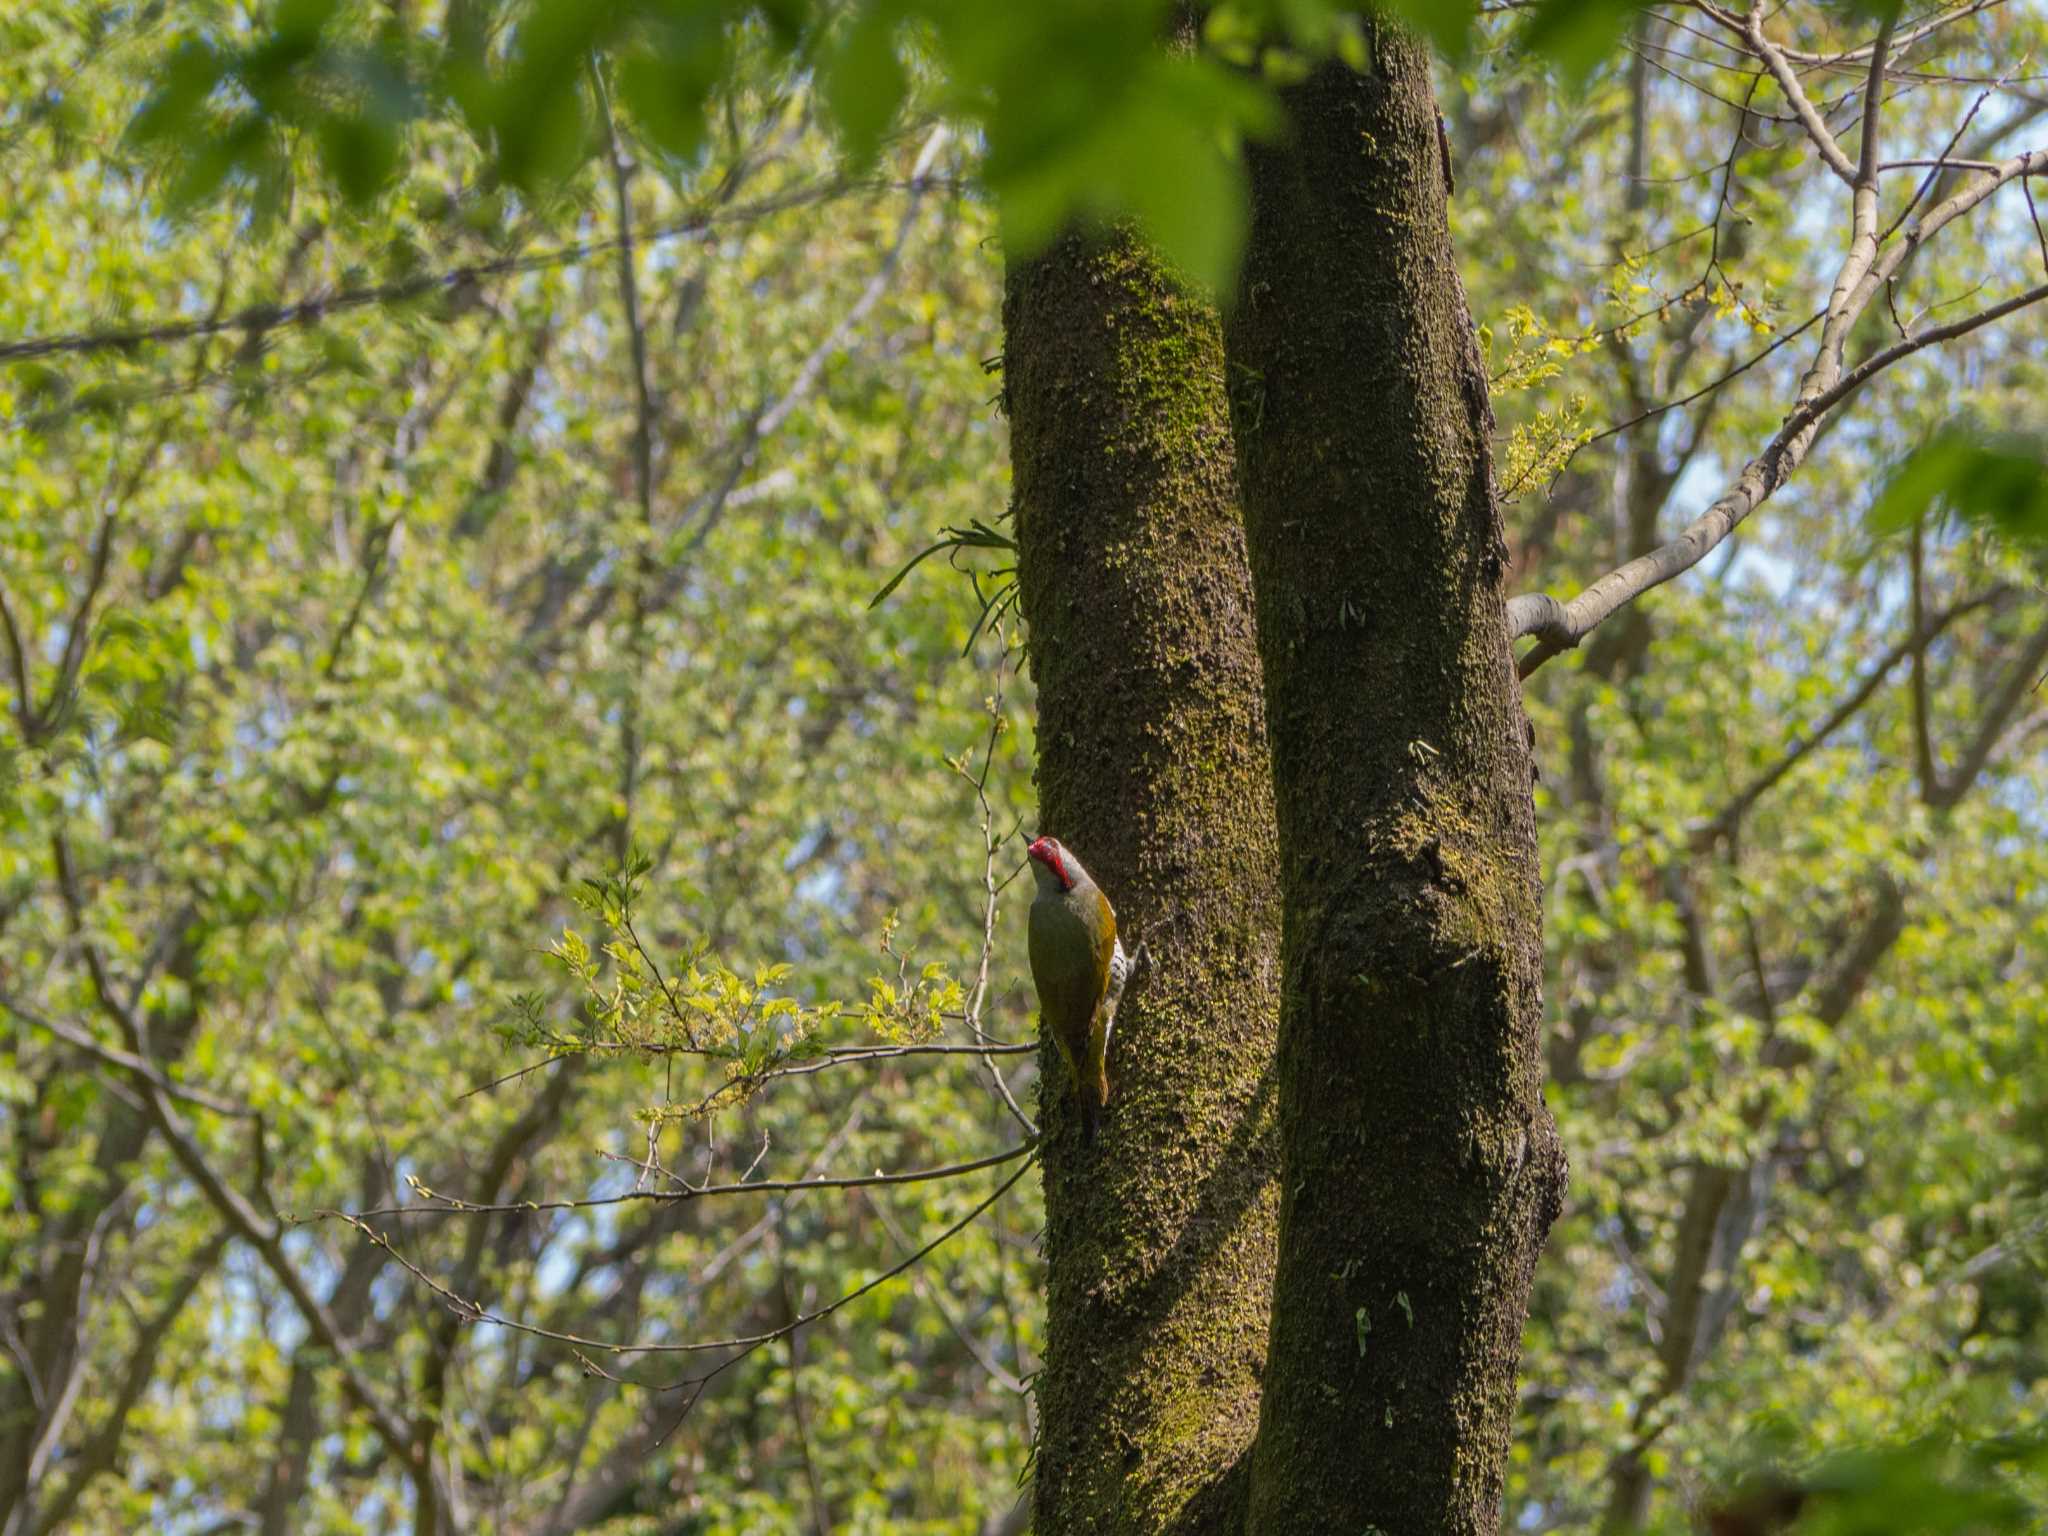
[1223,31,1566,1536]
[1007,229,1283,1534]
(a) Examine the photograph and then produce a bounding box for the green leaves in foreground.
[1871,429,2048,546]
[122,0,1678,290]
[1711,1428,2048,1536]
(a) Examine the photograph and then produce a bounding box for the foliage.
[2,0,2046,1532]
[523,850,968,1123]
[115,0,1719,289]
[1,14,1041,1529]
[1872,429,2048,546]
[1465,4,2048,1525]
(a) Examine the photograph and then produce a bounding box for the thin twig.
[954,626,1037,1138]
[0,991,253,1119]
[1691,589,1998,845]
[345,1138,1037,1219]
[0,176,951,364]
[321,1155,1035,1368]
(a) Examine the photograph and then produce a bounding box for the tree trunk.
[1222,31,1566,1536]
[1007,228,1283,1534]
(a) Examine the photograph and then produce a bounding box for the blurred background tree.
[0,2,2044,1533]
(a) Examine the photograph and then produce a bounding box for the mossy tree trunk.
[1221,33,1567,1536]
[1006,229,1283,1535]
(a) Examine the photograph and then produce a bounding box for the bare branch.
[1691,588,1998,846]
[0,991,254,1119]
[1744,4,1860,183]
[459,1038,1032,1103]
[1796,272,2048,427]
[0,582,30,728]
[1885,62,2022,247]
[0,177,952,365]
[1881,156,2001,171]
[1869,146,2048,292]
[322,1155,1034,1366]
[354,1138,1036,1220]
[1855,8,1898,188]
[1514,250,2048,676]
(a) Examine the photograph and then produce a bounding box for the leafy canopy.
[124,0,1743,290]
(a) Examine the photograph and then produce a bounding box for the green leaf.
[487,0,611,192]
[1521,0,1651,86]
[616,45,715,164]
[1869,429,2048,544]
[125,40,227,154]
[316,109,400,203]
[822,5,907,168]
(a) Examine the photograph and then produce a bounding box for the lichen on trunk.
[1222,31,1567,1536]
[1006,228,1283,1534]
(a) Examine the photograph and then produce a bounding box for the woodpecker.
[1026,835,1135,1145]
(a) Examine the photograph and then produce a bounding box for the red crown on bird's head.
[1027,835,1072,891]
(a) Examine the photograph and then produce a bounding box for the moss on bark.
[1222,34,1568,1536]
[1006,229,1282,1535]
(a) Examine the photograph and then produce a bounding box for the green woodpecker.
[1026,835,1134,1145]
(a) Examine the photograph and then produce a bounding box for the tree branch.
[1910,528,1941,797]
[324,1155,1034,1371]
[0,991,253,1119]
[48,835,446,1518]
[1692,589,1996,846]
[27,1230,231,1536]
[0,179,915,365]
[1512,265,2048,676]
[1511,37,2048,677]
[359,1138,1036,1219]
[1927,614,2048,807]
[1744,3,1860,183]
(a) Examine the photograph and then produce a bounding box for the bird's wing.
[1089,890,1116,1016]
